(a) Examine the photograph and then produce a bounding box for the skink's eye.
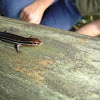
[34,42,37,44]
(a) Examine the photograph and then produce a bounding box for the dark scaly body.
[0,31,42,53]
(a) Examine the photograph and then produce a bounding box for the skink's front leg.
[15,44,22,53]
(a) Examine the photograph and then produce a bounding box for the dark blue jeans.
[0,0,82,30]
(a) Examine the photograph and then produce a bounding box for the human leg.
[0,0,82,31]
[0,0,35,19]
[76,19,100,37]
[41,0,82,30]
[0,0,59,19]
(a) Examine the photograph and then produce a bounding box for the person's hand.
[20,0,46,24]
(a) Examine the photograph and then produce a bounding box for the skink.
[0,31,42,53]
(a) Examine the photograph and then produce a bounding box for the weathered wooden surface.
[0,16,100,100]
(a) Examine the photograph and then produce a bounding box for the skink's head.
[28,38,43,46]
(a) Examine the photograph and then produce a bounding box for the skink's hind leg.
[15,44,22,53]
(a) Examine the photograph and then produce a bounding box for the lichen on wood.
[0,16,100,100]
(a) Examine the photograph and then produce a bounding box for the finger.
[20,11,28,21]
[28,19,40,24]
[21,14,28,21]
[22,14,27,21]
[20,12,31,22]
[20,11,24,19]
[28,16,41,24]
